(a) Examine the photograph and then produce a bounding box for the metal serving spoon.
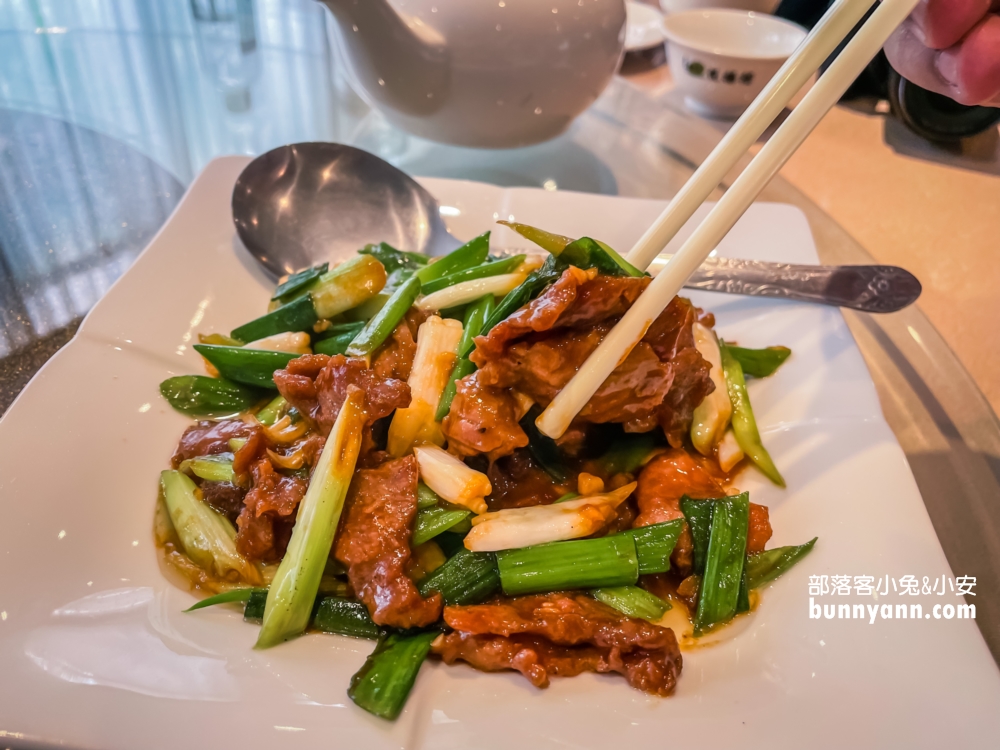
[232,143,921,313]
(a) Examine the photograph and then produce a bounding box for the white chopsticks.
[536,0,922,439]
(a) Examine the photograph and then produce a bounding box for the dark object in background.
[887,69,1000,142]
[620,43,667,75]
[775,0,1000,141]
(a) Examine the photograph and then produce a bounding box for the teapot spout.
[318,0,449,117]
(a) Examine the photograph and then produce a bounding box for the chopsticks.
[536,0,922,440]
[624,0,878,271]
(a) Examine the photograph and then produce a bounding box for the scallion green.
[720,341,785,487]
[496,535,638,596]
[348,631,438,720]
[179,454,235,484]
[159,375,264,418]
[519,405,568,482]
[255,395,287,426]
[271,263,328,302]
[591,585,672,622]
[412,507,472,547]
[417,548,500,605]
[345,275,421,358]
[618,519,684,575]
[694,492,750,634]
[727,345,792,378]
[679,496,715,575]
[359,242,428,273]
[435,293,494,419]
[193,345,297,389]
[420,254,526,294]
[746,538,817,589]
[231,295,318,343]
[313,597,381,640]
[414,233,490,284]
[185,587,265,612]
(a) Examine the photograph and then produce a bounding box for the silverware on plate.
[232,142,920,314]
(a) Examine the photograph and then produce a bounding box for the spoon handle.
[675,257,922,313]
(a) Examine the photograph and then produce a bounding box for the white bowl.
[662,10,807,118]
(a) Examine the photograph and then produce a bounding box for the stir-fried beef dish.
[157,225,810,719]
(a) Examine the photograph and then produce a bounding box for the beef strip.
[434,633,681,695]
[634,449,727,527]
[655,348,716,448]
[171,420,256,467]
[271,353,329,425]
[485,450,566,511]
[635,450,773,570]
[444,268,713,458]
[434,592,682,695]
[371,308,427,381]
[198,481,246,521]
[747,503,773,554]
[635,449,726,573]
[235,457,308,561]
[334,455,442,628]
[474,268,646,359]
[274,353,410,453]
[443,372,529,460]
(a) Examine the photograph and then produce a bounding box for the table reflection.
[0,0,700,399]
[0,109,181,360]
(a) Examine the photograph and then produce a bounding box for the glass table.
[2,0,998,662]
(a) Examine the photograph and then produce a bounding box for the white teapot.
[320,0,627,148]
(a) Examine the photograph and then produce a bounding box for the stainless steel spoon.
[232,143,921,313]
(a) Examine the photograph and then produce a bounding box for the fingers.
[885,13,1000,106]
[912,0,996,49]
[937,14,1000,105]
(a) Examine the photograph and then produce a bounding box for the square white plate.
[1,157,998,749]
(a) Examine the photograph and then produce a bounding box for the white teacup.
[662,10,807,119]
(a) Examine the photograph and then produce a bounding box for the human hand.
[884,0,1000,106]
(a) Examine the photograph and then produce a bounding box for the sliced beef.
[644,295,699,362]
[634,449,727,573]
[578,342,676,431]
[644,298,714,446]
[474,324,675,434]
[634,449,727,527]
[372,308,426,381]
[334,455,442,628]
[198,481,246,521]
[635,450,773,569]
[443,591,672,648]
[485,450,566,511]
[231,425,265,476]
[442,372,528,460]
[171,419,256,467]
[747,502,773,554]
[447,268,713,457]
[235,508,274,561]
[271,353,329,424]
[655,348,716,448]
[245,458,307,517]
[474,268,647,359]
[235,457,307,560]
[435,592,681,695]
[434,633,681,695]
[274,353,410,453]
